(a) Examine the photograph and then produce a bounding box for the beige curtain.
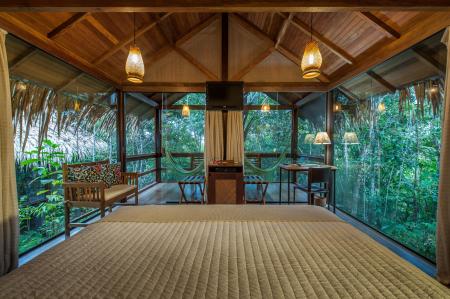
[437,27,450,286]
[226,111,244,164]
[204,111,224,165]
[0,29,19,276]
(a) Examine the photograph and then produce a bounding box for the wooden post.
[117,90,126,172]
[155,107,162,183]
[291,106,298,163]
[326,91,334,165]
[221,13,228,81]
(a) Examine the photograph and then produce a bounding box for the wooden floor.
[137,182,308,205]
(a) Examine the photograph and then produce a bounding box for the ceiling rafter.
[0,13,119,85]
[55,72,84,93]
[231,46,275,80]
[155,19,219,80]
[337,86,360,101]
[328,14,450,90]
[231,13,330,83]
[278,13,355,65]
[47,12,89,39]
[294,92,311,105]
[92,12,172,65]
[9,48,38,72]
[366,70,396,92]
[85,14,119,45]
[275,12,293,48]
[357,12,401,39]
[412,48,446,77]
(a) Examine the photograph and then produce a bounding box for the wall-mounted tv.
[206,81,244,110]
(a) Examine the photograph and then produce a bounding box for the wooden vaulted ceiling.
[0,3,449,95]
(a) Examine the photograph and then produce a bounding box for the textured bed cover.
[0,205,448,298]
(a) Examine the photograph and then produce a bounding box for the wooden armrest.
[121,172,139,186]
[63,181,106,202]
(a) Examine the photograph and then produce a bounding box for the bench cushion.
[105,184,136,203]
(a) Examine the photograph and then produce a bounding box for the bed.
[0,205,448,298]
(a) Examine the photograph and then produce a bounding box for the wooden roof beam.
[0,13,119,86]
[328,13,450,90]
[279,13,355,65]
[2,1,450,12]
[296,92,322,107]
[231,14,330,83]
[337,86,360,102]
[93,12,172,65]
[128,92,159,107]
[231,46,275,80]
[55,72,84,93]
[357,12,401,39]
[412,48,446,77]
[294,92,311,106]
[366,70,396,92]
[47,12,89,39]
[85,15,119,44]
[275,13,293,49]
[9,48,38,72]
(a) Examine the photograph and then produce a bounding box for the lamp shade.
[304,133,315,144]
[181,104,190,117]
[301,41,322,79]
[261,103,270,112]
[125,45,145,83]
[314,132,331,144]
[377,102,386,113]
[334,102,342,112]
[343,132,359,144]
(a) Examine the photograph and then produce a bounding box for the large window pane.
[125,94,155,156]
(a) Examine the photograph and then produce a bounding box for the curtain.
[204,111,224,165]
[437,27,450,286]
[226,111,244,164]
[0,29,19,276]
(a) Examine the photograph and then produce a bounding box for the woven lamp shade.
[314,132,331,144]
[182,105,190,117]
[301,41,322,79]
[343,132,359,144]
[261,103,270,112]
[125,45,145,83]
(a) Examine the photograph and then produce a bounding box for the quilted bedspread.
[0,205,448,298]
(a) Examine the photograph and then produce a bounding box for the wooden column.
[117,90,126,172]
[325,91,334,165]
[221,13,228,81]
[155,107,162,182]
[291,106,298,163]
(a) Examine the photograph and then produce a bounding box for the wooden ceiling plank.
[174,47,219,80]
[47,12,89,39]
[231,46,275,80]
[275,12,293,49]
[328,14,450,90]
[55,72,84,93]
[8,48,39,72]
[0,13,119,86]
[175,14,220,47]
[93,12,172,65]
[232,13,330,83]
[85,14,119,44]
[2,1,450,12]
[357,12,401,39]
[366,70,396,92]
[412,48,446,77]
[282,13,355,64]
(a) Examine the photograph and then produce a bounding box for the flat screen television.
[206,81,244,110]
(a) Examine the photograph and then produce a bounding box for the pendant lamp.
[301,14,322,79]
[182,104,190,117]
[126,13,145,83]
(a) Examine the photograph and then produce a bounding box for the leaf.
[36,190,50,196]
[20,158,39,166]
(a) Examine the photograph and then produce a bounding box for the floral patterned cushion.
[67,164,103,184]
[101,163,122,188]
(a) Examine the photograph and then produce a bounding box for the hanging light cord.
[310,13,313,42]
[133,13,136,45]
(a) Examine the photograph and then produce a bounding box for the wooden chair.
[293,167,331,205]
[62,160,139,238]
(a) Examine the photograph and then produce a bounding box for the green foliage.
[334,86,441,261]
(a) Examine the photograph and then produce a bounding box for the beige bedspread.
[0,205,448,298]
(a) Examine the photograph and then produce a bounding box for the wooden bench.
[244,175,269,204]
[63,160,139,238]
[178,175,205,204]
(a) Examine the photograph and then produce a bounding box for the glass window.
[125,94,155,156]
[333,31,446,261]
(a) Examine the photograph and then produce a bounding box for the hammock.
[165,151,204,175]
[244,152,287,175]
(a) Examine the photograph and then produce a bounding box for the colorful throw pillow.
[100,163,122,188]
[67,164,103,183]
